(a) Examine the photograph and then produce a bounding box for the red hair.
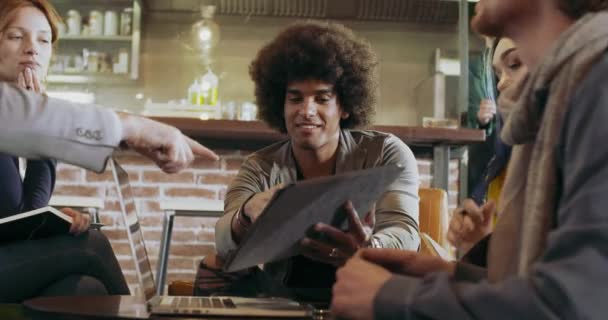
[0,0,61,44]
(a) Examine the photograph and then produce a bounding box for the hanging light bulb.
[191,5,220,65]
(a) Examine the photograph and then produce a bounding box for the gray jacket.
[0,83,121,172]
[216,130,421,283]
[373,52,608,320]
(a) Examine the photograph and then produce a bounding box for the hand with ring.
[300,201,376,267]
[17,67,44,93]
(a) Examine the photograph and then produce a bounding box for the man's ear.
[341,112,350,119]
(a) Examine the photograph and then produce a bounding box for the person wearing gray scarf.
[330,1,608,319]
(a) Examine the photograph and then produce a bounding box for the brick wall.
[53,150,459,293]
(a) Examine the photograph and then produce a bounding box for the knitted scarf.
[488,11,608,280]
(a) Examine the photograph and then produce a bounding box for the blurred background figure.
[449,37,528,264]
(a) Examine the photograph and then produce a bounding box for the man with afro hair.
[214,21,420,301]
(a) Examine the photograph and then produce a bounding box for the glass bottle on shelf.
[66,10,81,36]
[120,8,133,36]
[198,69,218,106]
[188,80,200,105]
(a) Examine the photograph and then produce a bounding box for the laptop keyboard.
[170,297,236,309]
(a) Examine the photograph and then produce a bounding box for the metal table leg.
[156,210,175,296]
[432,145,450,191]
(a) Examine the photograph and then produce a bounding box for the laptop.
[109,159,312,317]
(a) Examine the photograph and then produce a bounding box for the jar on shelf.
[89,10,104,36]
[87,51,99,73]
[104,10,118,36]
[66,10,81,36]
[120,8,133,36]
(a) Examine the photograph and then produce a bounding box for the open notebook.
[0,206,71,242]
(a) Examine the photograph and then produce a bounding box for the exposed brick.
[146,245,160,257]
[168,258,196,270]
[130,186,160,198]
[102,228,127,240]
[148,258,158,269]
[143,171,194,183]
[449,181,459,191]
[417,163,431,176]
[99,213,116,226]
[86,169,112,182]
[144,229,197,242]
[138,200,161,213]
[106,185,118,198]
[139,215,163,227]
[124,273,138,285]
[196,173,236,185]
[56,167,83,182]
[140,230,162,243]
[125,169,142,182]
[171,244,215,256]
[50,150,461,283]
[117,256,136,270]
[114,153,156,167]
[103,200,121,212]
[197,230,215,242]
[224,159,244,171]
[218,187,227,200]
[90,168,140,184]
[166,272,196,282]
[110,242,133,255]
[419,178,431,188]
[53,185,104,197]
[197,217,219,229]
[191,158,221,170]
[173,216,218,228]
[163,187,215,199]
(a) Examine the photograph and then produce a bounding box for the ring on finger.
[329,247,340,258]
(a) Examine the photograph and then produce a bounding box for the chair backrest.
[418,188,450,249]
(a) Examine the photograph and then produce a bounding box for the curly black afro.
[249,21,379,133]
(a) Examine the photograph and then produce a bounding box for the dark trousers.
[0,230,129,302]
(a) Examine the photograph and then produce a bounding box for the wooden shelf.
[47,73,134,85]
[147,118,485,151]
[59,35,132,41]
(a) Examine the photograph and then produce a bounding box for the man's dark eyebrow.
[285,88,334,95]
[315,89,334,95]
[286,88,302,95]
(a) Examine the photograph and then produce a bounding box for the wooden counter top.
[149,117,485,150]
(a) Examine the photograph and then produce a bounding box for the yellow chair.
[417,188,453,259]
[168,280,195,296]
[167,187,452,295]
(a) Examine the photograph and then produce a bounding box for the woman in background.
[0,0,129,302]
[448,38,528,265]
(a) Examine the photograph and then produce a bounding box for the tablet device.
[223,164,404,272]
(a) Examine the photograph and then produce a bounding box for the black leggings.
[0,230,129,302]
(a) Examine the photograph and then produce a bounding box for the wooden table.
[7,296,315,320]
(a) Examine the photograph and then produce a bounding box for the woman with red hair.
[0,0,128,302]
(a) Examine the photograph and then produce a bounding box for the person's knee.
[85,230,115,259]
[39,275,108,297]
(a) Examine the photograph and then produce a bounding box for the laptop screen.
[110,159,156,301]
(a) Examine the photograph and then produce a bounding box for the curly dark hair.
[556,0,608,18]
[249,21,379,133]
